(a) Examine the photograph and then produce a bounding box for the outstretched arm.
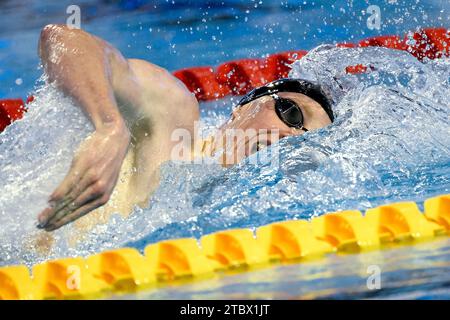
[37,24,198,231]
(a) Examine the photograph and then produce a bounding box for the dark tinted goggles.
[271,94,307,131]
[236,78,334,130]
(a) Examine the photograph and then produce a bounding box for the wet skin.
[35,24,331,231]
[214,92,332,165]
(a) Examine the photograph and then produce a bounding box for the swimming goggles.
[236,78,334,131]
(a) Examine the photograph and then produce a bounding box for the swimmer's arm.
[37,24,198,231]
[36,25,139,230]
[38,25,130,137]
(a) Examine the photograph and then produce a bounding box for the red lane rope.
[0,99,27,132]
[0,27,448,133]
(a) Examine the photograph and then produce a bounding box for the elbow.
[38,24,81,59]
[40,24,65,43]
[39,24,67,48]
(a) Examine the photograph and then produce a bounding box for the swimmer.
[36,24,333,231]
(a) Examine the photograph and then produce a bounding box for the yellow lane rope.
[0,194,448,300]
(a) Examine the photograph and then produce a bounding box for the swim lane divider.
[0,27,449,133]
[0,194,449,299]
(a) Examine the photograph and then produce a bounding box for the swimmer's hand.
[37,123,130,231]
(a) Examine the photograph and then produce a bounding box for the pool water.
[120,237,450,300]
[1,0,449,98]
[0,0,449,299]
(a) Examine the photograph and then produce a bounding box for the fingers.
[37,207,53,227]
[44,198,107,231]
[66,167,106,203]
[37,195,75,226]
[39,173,112,230]
[38,160,101,228]
[48,159,85,201]
[39,199,75,228]
[72,180,108,208]
[36,130,128,231]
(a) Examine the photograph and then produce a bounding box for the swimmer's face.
[215,92,332,166]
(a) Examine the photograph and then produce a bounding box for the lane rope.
[0,194,448,299]
[0,27,449,133]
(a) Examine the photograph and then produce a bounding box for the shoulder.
[127,58,200,128]
[128,59,191,97]
[128,59,197,104]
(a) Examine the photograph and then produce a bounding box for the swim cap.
[237,78,334,122]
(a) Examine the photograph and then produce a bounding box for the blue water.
[1,0,449,98]
[0,0,449,299]
[120,237,450,300]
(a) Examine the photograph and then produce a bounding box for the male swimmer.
[36,24,333,232]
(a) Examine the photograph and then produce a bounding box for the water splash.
[0,79,93,266]
[1,46,449,267]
